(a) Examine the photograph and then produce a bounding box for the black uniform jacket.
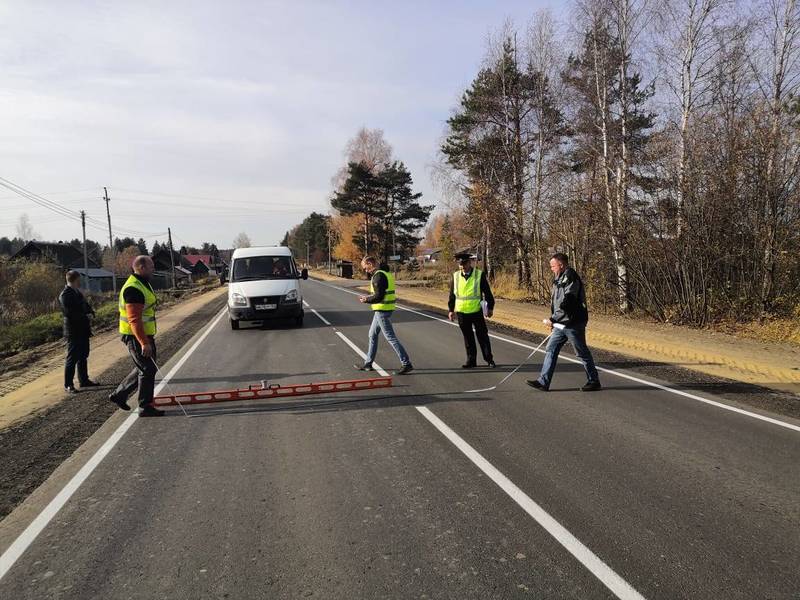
[58,285,94,338]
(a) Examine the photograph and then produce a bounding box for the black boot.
[139,404,165,417]
[108,393,130,411]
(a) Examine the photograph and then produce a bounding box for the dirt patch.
[0,292,227,520]
[0,283,219,397]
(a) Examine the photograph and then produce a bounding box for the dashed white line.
[417,406,646,600]
[334,332,389,377]
[308,279,800,433]
[305,297,646,600]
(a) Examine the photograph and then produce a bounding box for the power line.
[0,177,165,239]
[114,187,322,208]
[109,196,314,212]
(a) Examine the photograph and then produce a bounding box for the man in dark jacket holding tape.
[527,253,601,392]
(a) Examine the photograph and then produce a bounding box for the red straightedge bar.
[152,377,393,407]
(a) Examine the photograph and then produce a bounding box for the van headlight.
[284,289,298,303]
[231,293,247,307]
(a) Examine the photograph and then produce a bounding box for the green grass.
[0,312,64,354]
[0,300,123,355]
[0,283,219,357]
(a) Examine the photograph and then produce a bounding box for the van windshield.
[231,256,296,281]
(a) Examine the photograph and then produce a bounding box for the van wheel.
[295,314,304,327]
[230,319,240,330]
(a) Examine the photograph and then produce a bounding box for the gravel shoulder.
[0,287,227,520]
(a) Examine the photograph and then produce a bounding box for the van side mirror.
[301,268,308,280]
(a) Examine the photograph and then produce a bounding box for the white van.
[227,246,308,330]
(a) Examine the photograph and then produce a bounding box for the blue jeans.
[366,311,411,367]
[538,325,599,388]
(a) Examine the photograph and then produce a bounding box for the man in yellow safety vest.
[448,251,496,369]
[355,256,413,375]
[108,255,164,416]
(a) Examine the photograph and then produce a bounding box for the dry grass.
[489,271,538,302]
[717,312,800,346]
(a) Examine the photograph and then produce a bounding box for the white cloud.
[0,0,564,247]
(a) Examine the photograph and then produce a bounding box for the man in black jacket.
[58,270,99,394]
[526,253,601,392]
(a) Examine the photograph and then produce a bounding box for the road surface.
[1,278,798,599]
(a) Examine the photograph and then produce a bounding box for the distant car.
[227,246,308,330]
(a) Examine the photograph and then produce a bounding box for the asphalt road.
[0,278,798,599]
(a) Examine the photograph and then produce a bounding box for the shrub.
[12,262,63,316]
[0,311,63,354]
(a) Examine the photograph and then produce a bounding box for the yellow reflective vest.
[454,268,482,314]
[371,270,396,311]
[118,274,157,336]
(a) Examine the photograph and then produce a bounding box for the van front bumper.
[228,303,302,321]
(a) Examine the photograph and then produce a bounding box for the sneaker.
[580,381,602,392]
[487,361,497,368]
[108,393,131,411]
[139,404,165,417]
[526,380,549,391]
[461,362,477,369]
[65,386,79,395]
[355,363,373,371]
[395,364,414,375]
[79,380,100,388]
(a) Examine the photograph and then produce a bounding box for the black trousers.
[112,337,157,407]
[64,336,90,388]
[456,311,493,364]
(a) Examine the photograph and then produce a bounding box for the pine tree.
[332,161,432,262]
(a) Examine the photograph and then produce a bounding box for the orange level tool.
[153,376,393,407]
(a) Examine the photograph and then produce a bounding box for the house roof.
[152,249,192,269]
[184,254,213,266]
[72,268,114,278]
[10,241,101,268]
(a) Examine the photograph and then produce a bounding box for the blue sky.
[0,0,565,250]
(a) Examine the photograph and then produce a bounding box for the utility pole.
[168,227,176,289]
[306,240,310,268]
[327,225,332,274]
[103,187,117,293]
[80,210,89,290]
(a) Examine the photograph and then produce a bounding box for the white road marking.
[334,332,389,377]
[309,279,800,433]
[312,309,331,326]
[0,307,228,582]
[305,296,645,600]
[417,406,646,600]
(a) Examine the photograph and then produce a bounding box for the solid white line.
[0,307,228,582]
[416,406,646,600]
[308,279,800,433]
